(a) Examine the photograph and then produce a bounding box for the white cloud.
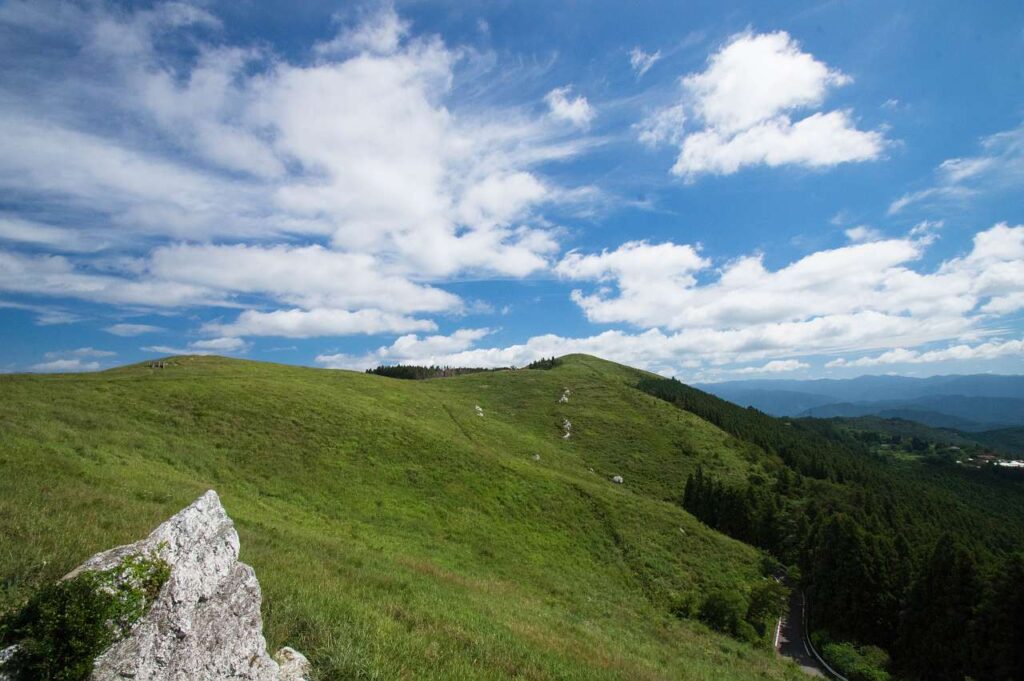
[844,225,882,243]
[204,308,436,339]
[0,250,217,307]
[0,1,595,338]
[889,123,1024,213]
[636,104,687,147]
[314,6,409,56]
[629,48,662,77]
[827,338,1023,368]
[317,327,493,369]
[142,336,249,356]
[0,299,85,325]
[312,318,943,375]
[44,347,116,359]
[29,346,116,372]
[729,359,810,374]
[545,86,595,129]
[0,216,106,252]
[909,220,943,238]
[147,244,460,314]
[673,110,884,180]
[189,337,248,352]
[105,323,164,336]
[555,223,1024,364]
[684,31,850,133]
[30,358,101,373]
[641,30,885,180]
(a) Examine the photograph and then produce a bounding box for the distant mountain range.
[697,374,1024,431]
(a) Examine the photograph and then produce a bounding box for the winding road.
[776,589,827,678]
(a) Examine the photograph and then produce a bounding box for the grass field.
[0,354,805,680]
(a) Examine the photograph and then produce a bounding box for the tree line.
[366,357,560,380]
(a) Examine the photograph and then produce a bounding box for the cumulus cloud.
[316,328,492,369]
[553,223,1024,365]
[545,86,595,128]
[29,346,116,372]
[639,31,886,180]
[308,326,785,375]
[827,338,1024,368]
[629,47,662,77]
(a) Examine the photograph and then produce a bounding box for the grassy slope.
[0,354,802,680]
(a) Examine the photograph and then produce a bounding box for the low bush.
[819,641,891,681]
[0,552,169,681]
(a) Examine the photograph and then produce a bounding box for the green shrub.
[820,641,891,681]
[698,589,748,636]
[0,552,170,681]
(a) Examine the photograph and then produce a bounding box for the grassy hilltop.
[0,354,804,680]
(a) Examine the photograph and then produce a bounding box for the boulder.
[1,490,308,681]
[611,475,624,484]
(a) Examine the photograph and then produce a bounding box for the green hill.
[0,354,803,680]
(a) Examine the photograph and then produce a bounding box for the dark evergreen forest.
[639,377,1024,681]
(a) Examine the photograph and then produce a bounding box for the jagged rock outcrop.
[1,490,309,681]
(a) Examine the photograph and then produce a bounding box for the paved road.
[777,589,826,678]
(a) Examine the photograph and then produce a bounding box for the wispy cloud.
[889,123,1024,214]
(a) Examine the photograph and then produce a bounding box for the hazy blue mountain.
[699,374,1024,404]
[698,374,1024,429]
[799,395,1024,430]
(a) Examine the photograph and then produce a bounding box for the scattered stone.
[474,405,484,417]
[611,475,624,484]
[558,388,571,404]
[562,418,572,439]
[0,491,310,681]
[0,646,18,681]
[274,647,310,681]
[532,454,541,461]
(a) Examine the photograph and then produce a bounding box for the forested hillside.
[640,377,1024,681]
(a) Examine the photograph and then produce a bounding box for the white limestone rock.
[5,490,311,681]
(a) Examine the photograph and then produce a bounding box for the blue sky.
[0,0,1022,380]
